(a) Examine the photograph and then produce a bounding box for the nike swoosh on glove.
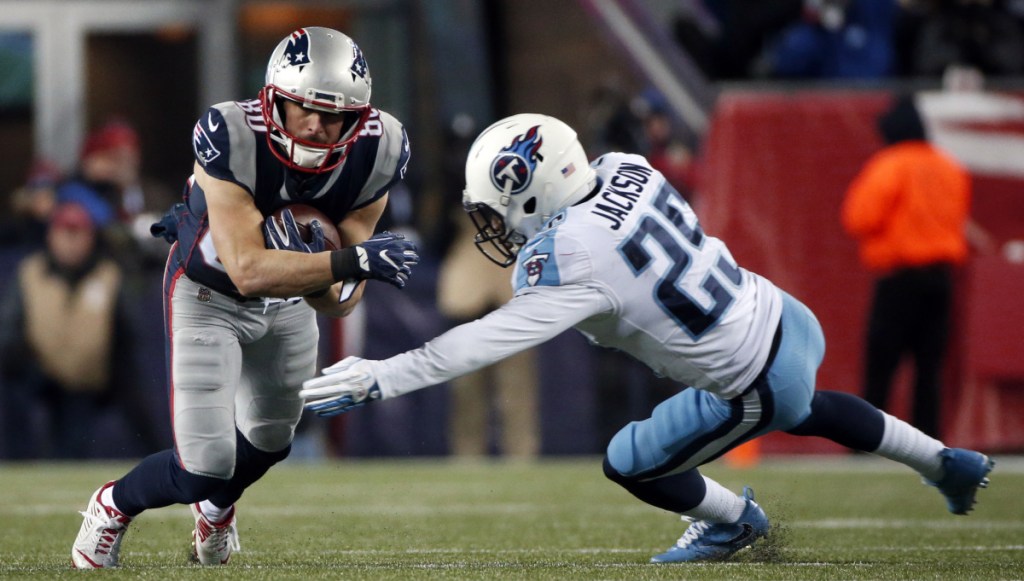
[263,209,326,254]
[354,231,420,288]
[299,356,383,417]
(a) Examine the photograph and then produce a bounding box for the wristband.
[330,247,365,282]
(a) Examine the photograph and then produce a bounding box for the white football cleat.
[71,481,132,569]
[190,503,240,565]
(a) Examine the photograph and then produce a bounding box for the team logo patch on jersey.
[282,28,312,71]
[193,123,221,165]
[522,252,550,287]
[350,42,368,80]
[490,126,544,195]
[197,287,212,303]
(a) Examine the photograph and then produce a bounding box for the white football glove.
[300,356,382,417]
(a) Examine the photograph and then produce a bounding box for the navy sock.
[112,449,226,516]
[603,458,706,513]
[786,390,885,451]
[207,430,291,508]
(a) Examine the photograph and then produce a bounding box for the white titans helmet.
[261,27,373,173]
[463,113,596,266]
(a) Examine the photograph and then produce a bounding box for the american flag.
[561,163,575,177]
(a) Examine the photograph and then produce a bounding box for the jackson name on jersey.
[511,153,783,398]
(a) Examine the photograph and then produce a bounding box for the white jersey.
[373,153,782,400]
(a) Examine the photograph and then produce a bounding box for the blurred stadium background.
[1,0,1022,460]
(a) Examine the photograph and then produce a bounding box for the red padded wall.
[698,89,1024,453]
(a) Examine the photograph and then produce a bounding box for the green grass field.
[1,455,1020,579]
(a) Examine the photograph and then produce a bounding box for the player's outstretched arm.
[299,357,382,416]
[303,285,612,411]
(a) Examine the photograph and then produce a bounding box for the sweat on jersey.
[171,98,410,300]
[369,152,782,400]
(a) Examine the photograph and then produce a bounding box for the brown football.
[269,204,341,251]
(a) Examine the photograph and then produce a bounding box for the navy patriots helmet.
[261,27,373,173]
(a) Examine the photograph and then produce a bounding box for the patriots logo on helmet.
[193,123,220,165]
[490,125,544,195]
[522,252,550,287]
[350,42,368,80]
[282,28,312,71]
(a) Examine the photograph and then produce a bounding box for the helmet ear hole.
[523,197,537,214]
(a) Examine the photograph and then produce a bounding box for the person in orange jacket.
[842,94,984,439]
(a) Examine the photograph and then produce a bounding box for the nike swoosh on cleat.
[728,523,756,546]
[208,113,220,132]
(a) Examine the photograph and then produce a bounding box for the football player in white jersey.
[71,28,419,569]
[300,114,993,563]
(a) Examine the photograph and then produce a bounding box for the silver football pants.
[168,274,318,478]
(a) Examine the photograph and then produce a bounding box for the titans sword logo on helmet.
[490,125,544,195]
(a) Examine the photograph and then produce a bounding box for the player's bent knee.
[179,441,237,480]
[602,456,633,485]
[606,423,643,478]
[173,465,231,503]
[772,404,812,433]
[236,429,292,466]
[243,424,297,454]
[254,441,291,465]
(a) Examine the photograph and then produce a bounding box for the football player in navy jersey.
[300,114,993,563]
[72,27,418,568]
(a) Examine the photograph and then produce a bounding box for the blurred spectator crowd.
[0,118,176,460]
[673,0,1024,81]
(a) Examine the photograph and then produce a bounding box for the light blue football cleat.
[925,448,994,515]
[650,487,769,563]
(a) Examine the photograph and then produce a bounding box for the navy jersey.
[171,98,410,299]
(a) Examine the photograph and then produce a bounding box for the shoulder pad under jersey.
[192,99,264,195]
[350,109,410,210]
